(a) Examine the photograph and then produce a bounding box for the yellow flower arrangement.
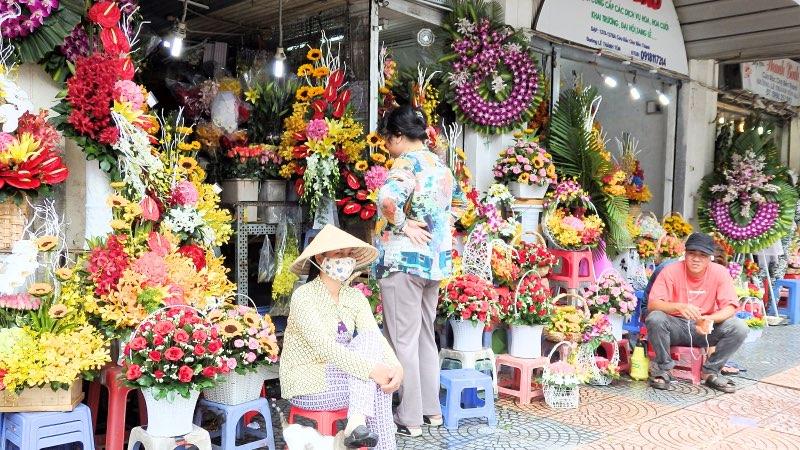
[662,213,692,238]
[636,237,656,260]
[545,208,604,250]
[297,64,314,77]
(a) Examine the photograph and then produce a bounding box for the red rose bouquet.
[514,239,557,277]
[123,307,225,399]
[501,273,553,326]
[205,304,279,374]
[439,274,499,324]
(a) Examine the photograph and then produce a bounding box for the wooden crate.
[0,379,83,412]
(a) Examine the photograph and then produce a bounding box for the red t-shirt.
[648,261,738,316]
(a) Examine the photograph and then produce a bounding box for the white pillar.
[789,116,800,173]
[673,59,718,226]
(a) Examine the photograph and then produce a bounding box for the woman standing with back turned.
[375,105,464,437]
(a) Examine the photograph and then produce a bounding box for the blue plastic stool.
[193,397,276,450]
[773,279,800,325]
[439,369,496,430]
[623,290,646,334]
[2,403,95,450]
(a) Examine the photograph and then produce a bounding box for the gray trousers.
[379,271,441,427]
[645,310,749,377]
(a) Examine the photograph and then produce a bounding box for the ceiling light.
[273,0,285,78]
[738,121,745,133]
[628,83,640,100]
[718,116,725,124]
[602,74,617,88]
[757,126,764,135]
[656,89,670,106]
[169,22,186,58]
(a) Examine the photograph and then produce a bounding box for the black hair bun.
[383,105,428,141]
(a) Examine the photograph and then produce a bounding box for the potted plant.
[439,274,498,351]
[502,271,553,358]
[203,303,280,405]
[122,307,225,437]
[219,144,275,222]
[582,272,638,340]
[493,137,556,199]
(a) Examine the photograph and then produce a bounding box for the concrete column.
[673,59,718,225]
[788,116,800,173]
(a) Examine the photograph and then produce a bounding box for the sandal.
[704,373,736,393]
[649,373,672,391]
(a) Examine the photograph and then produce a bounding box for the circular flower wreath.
[442,1,541,134]
[697,133,798,253]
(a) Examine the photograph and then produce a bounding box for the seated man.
[646,232,748,393]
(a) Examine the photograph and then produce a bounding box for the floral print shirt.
[375,150,464,281]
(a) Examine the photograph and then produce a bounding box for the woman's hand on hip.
[403,220,432,246]
[381,365,404,394]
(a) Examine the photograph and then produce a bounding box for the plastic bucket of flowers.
[440,274,498,352]
[542,341,580,410]
[123,306,225,437]
[582,271,638,341]
[202,296,280,405]
[505,269,553,358]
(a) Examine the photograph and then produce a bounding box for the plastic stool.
[439,369,496,430]
[773,279,800,324]
[194,398,275,450]
[86,365,148,450]
[128,425,211,450]
[599,339,631,374]
[287,406,348,436]
[647,345,706,385]
[548,249,596,290]
[624,291,645,335]
[439,348,498,394]
[2,403,95,450]
[495,354,547,404]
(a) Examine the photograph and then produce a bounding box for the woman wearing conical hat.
[280,224,402,449]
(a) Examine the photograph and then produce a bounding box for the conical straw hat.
[290,224,378,275]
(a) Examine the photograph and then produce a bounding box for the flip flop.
[649,373,672,391]
[704,373,736,393]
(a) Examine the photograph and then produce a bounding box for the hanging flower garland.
[442,0,541,135]
[1,0,82,64]
[698,129,797,253]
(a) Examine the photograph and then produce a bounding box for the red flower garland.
[66,53,121,144]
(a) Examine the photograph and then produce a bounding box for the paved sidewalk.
[264,325,800,449]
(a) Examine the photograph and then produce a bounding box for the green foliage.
[12,6,82,64]
[51,98,120,179]
[246,79,300,144]
[546,84,630,256]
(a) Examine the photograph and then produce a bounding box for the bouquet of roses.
[514,239,557,276]
[439,274,499,324]
[123,307,225,399]
[656,235,684,261]
[219,144,283,180]
[582,273,638,319]
[541,361,579,388]
[501,273,553,326]
[205,304,279,374]
[492,138,557,187]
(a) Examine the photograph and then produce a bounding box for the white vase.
[85,160,113,242]
[450,319,485,351]
[141,388,200,437]
[608,313,625,341]
[203,368,266,405]
[509,182,548,199]
[220,178,260,222]
[508,324,544,359]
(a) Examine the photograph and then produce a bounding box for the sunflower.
[110,181,126,189]
[297,64,314,77]
[532,156,544,169]
[29,283,53,297]
[218,319,244,338]
[371,153,387,164]
[307,48,322,61]
[48,304,68,319]
[206,309,225,323]
[518,173,530,184]
[366,132,383,147]
[36,235,58,252]
[179,156,198,171]
[110,219,129,230]
[55,267,74,281]
[261,339,279,356]
[308,86,325,98]
[296,86,311,101]
[546,164,556,179]
[106,195,129,208]
[313,66,330,78]
[355,160,369,172]
[243,312,260,327]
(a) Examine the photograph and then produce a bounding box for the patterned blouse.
[279,278,400,399]
[375,150,464,281]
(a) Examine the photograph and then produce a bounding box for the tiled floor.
[263,325,800,449]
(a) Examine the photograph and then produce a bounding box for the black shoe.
[344,425,378,448]
[395,424,423,437]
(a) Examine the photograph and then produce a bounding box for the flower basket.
[739,296,767,343]
[661,212,692,238]
[450,319,485,351]
[575,338,620,386]
[608,313,625,341]
[0,379,83,413]
[504,268,553,358]
[542,200,602,251]
[654,234,685,265]
[141,388,200,437]
[509,182,549,200]
[0,200,28,250]
[203,368,266,405]
[542,341,579,410]
[544,293,590,343]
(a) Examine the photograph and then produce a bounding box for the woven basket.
[636,211,665,241]
[544,293,590,343]
[542,341,579,410]
[541,200,600,251]
[575,339,620,386]
[739,296,767,343]
[0,200,28,250]
[203,368,266,405]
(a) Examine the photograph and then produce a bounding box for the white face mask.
[318,256,357,283]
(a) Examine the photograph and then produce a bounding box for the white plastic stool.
[127,425,212,450]
[439,348,498,395]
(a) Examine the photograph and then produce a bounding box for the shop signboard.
[535,0,688,75]
[741,59,800,107]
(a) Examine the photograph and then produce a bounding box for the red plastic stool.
[599,339,631,374]
[243,385,267,425]
[647,344,705,385]
[495,354,548,404]
[548,249,596,290]
[86,365,148,450]
[287,406,348,436]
